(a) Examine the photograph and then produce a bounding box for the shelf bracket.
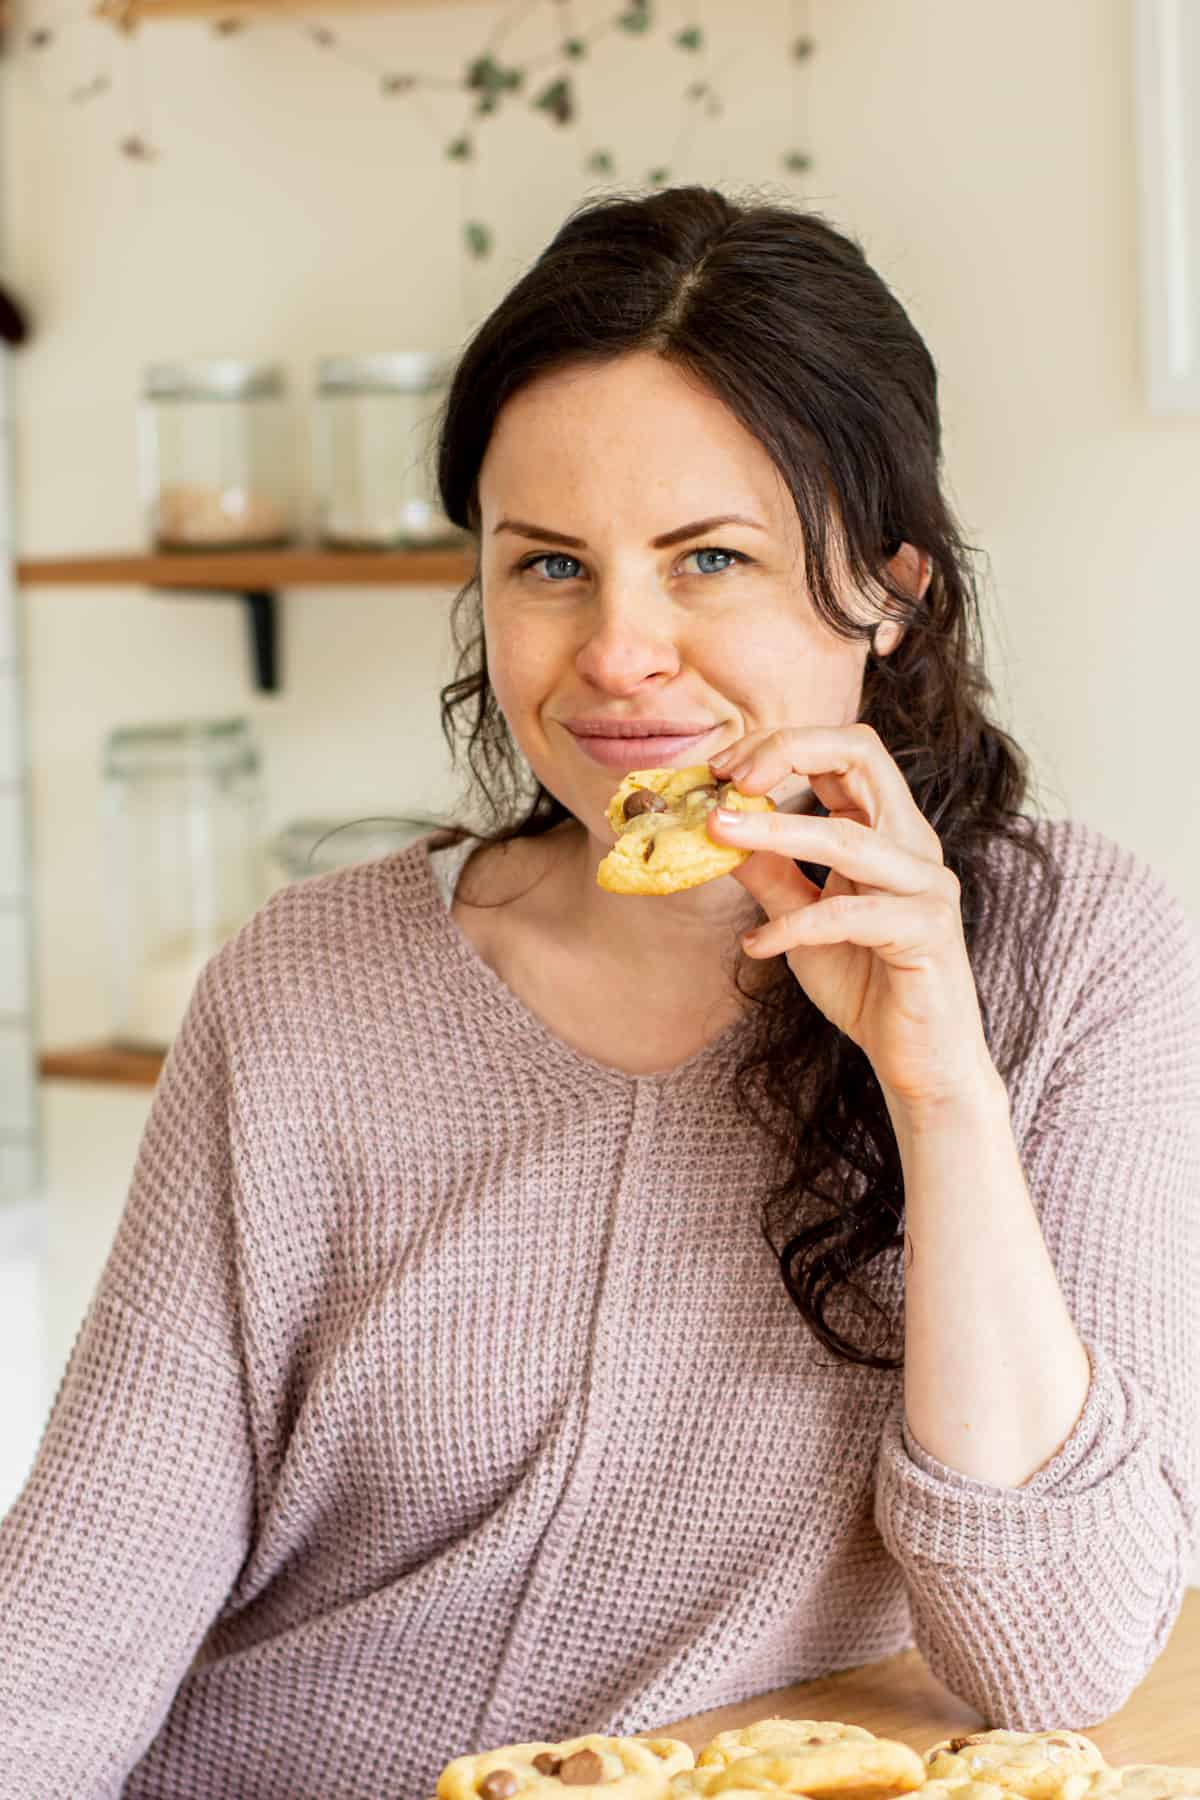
[150,584,279,692]
[242,590,278,692]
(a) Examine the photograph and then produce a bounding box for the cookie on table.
[1074,1770,1200,1800]
[674,1734,925,1796]
[920,1785,1013,1800]
[695,1720,878,1771]
[923,1731,1107,1798]
[436,1732,693,1797]
[596,766,774,896]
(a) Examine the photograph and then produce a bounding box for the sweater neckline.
[413,833,759,1090]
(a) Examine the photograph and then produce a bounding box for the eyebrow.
[492,514,767,549]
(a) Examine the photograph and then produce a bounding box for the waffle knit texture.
[1,819,1197,1799]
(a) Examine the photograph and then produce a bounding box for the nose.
[573,589,683,692]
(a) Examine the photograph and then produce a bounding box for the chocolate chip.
[622,787,668,820]
[478,1772,519,1799]
[641,839,655,862]
[532,1754,561,1776]
[946,1738,978,1754]
[558,1748,605,1784]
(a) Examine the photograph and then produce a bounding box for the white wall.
[0,345,41,1204]
[2,0,1198,1561]
[1,310,46,1508]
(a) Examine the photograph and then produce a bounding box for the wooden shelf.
[39,1045,166,1087]
[16,547,474,589]
[25,545,472,1076]
[96,0,475,24]
[16,545,474,689]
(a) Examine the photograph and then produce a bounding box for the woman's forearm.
[887,1067,1093,1489]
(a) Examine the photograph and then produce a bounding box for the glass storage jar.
[313,351,464,549]
[139,358,294,550]
[265,815,435,893]
[102,718,264,1051]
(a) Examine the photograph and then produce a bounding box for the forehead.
[477,351,795,525]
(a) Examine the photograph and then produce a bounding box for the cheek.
[482,602,561,732]
[731,626,868,726]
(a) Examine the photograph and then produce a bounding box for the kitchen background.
[1,0,1198,1581]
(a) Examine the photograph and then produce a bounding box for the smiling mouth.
[564,724,719,769]
[564,721,720,739]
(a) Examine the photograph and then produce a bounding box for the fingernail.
[713,807,744,828]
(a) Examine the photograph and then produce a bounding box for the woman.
[1,186,1196,1799]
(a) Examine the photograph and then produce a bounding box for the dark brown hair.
[427,184,1058,1368]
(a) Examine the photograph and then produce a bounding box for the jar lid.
[104,717,258,778]
[316,351,458,395]
[267,815,434,879]
[144,359,286,400]
[107,718,251,746]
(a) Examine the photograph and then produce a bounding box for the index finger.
[714,723,941,861]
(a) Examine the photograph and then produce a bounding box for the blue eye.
[522,552,582,581]
[517,546,749,581]
[685,547,746,575]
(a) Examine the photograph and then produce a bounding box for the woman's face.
[475,350,907,840]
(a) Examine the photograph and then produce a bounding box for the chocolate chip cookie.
[437,1732,693,1797]
[596,765,774,896]
[695,1721,879,1772]
[923,1731,1107,1799]
[676,1734,925,1796]
[1074,1770,1200,1800]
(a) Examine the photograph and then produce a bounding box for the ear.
[874,543,932,657]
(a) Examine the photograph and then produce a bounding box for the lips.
[565,718,718,737]
[563,721,719,769]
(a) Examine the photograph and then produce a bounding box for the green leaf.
[466,53,522,98]
[616,2,652,33]
[533,76,574,124]
[647,166,670,186]
[563,36,587,58]
[783,149,812,172]
[446,135,473,160]
[466,53,503,91]
[586,149,615,173]
[674,25,702,49]
[464,221,493,259]
[792,34,815,59]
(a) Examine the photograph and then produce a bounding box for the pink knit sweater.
[1,820,1197,1799]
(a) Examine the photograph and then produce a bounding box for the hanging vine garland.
[3,0,816,261]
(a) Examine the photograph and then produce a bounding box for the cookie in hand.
[596,766,774,896]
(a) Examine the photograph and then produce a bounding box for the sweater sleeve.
[873,853,1200,1729]
[0,956,255,1798]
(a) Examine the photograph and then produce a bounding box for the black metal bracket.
[242,591,278,692]
[150,586,279,692]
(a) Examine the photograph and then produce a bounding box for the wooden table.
[660,1588,1200,1765]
